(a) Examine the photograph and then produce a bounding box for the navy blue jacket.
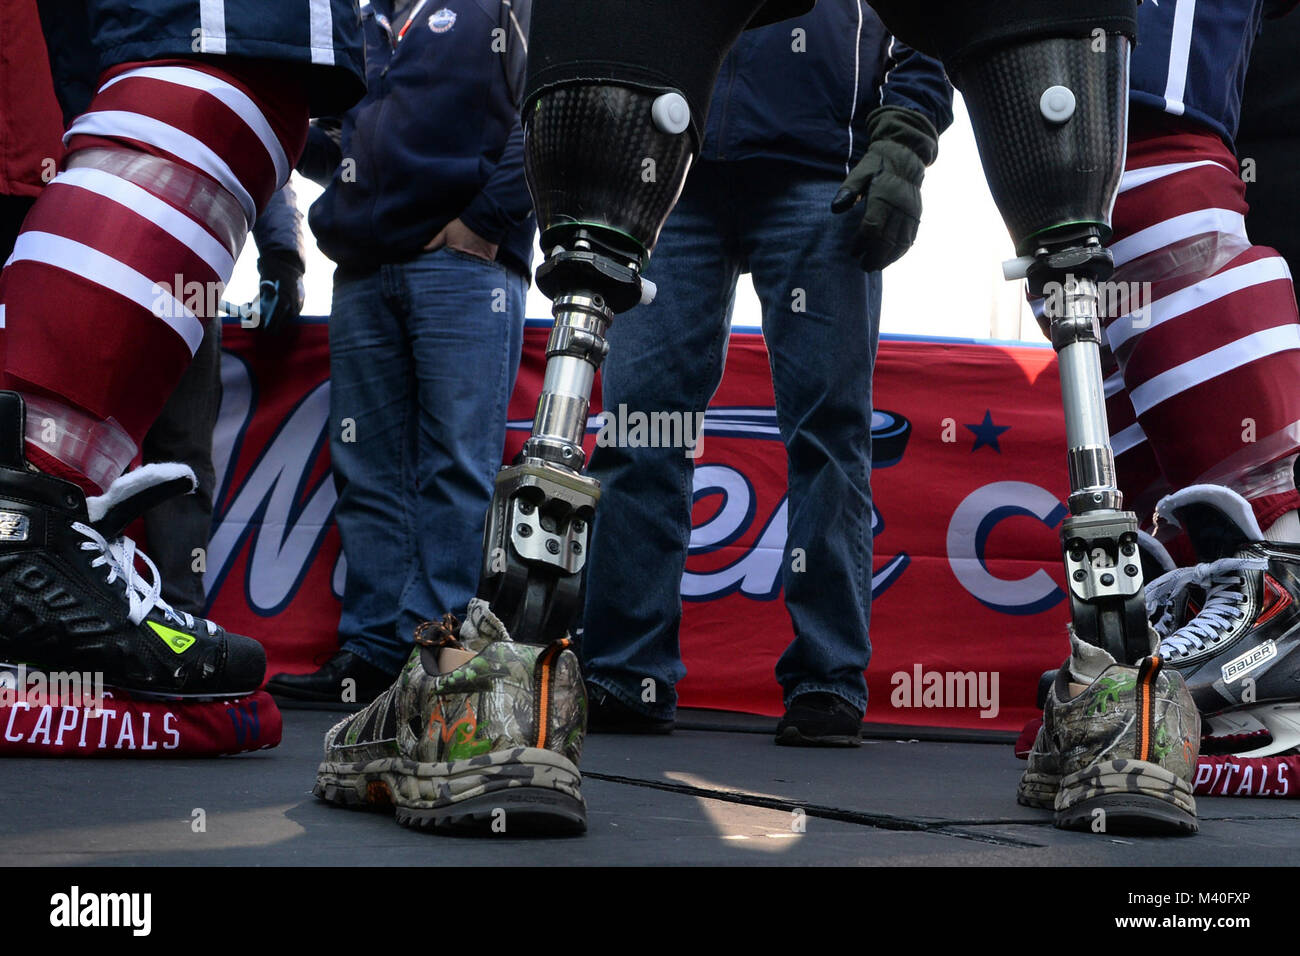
[307,0,535,279]
[700,0,954,175]
[1130,0,1267,144]
[38,0,365,117]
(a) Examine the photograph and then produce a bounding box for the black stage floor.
[2,708,1297,866]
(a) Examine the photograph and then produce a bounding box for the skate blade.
[1206,703,1300,758]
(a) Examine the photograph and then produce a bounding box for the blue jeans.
[329,247,526,674]
[582,159,881,718]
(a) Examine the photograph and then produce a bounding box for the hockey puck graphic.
[871,410,911,468]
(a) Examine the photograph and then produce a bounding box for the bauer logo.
[0,511,28,542]
[1222,639,1277,684]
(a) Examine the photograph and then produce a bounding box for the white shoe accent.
[85,462,196,524]
[1067,627,1122,684]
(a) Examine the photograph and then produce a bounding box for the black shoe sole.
[315,748,587,837]
[0,661,261,702]
[316,779,588,836]
[1054,794,1199,836]
[265,682,354,704]
[774,726,862,748]
[395,790,588,836]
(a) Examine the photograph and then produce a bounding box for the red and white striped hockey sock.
[1100,115,1300,539]
[0,58,307,494]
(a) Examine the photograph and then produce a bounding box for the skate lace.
[1148,557,1268,658]
[1150,600,1182,640]
[73,522,217,635]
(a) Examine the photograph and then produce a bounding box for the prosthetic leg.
[474,82,693,642]
[957,37,1149,665]
[477,0,770,643]
[950,36,1200,832]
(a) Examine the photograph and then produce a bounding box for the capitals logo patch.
[429,8,457,32]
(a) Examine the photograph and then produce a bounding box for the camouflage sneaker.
[1015,721,1060,810]
[314,599,587,835]
[1023,628,1201,835]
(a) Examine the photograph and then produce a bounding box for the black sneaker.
[0,392,265,698]
[267,650,395,705]
[775,692,863,747]
[587,684,675,734]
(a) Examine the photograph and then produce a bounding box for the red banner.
[208,318,1074,732]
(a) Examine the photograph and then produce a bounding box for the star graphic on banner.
[965,410,1010,453]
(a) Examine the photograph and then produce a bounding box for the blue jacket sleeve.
[457,119,532,245]
[457,0,534,245]
[252,182,306,273]
[296,116,344,188]
[880,40,954,135]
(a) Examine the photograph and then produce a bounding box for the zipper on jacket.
[360,30,395,248]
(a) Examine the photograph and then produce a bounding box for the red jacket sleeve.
[0,0,66,199]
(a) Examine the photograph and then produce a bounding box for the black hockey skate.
[0,392,265,698]
[1149,484,1300,757]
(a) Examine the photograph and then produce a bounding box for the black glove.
[252,253,305,335]
[831,106,939,273]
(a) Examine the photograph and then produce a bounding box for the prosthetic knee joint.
[957,35,1149,663]
[477,83,695,643]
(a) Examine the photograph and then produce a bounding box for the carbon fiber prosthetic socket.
[953,35,1130,254]
[524,0,768,143]
[525,84,695,263]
